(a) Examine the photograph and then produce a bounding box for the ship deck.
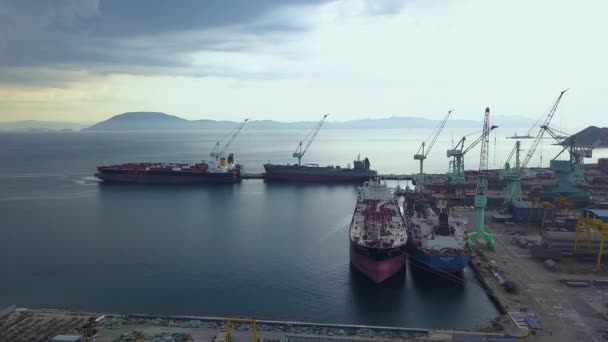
[350,200,407,249]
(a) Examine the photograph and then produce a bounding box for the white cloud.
[1,0,606,127]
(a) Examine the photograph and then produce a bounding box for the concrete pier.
[0,307,515,342]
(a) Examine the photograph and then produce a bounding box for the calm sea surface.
[1,128,593,329]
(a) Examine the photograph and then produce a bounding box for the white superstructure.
[349,179,408,249]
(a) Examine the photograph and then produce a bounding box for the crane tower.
[468,107,495,250]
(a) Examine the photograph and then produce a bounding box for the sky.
[0,0,606,125]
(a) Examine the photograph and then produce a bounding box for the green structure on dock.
[499,140,522,206]
[467,107,495,250]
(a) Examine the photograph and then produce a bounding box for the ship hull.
[264,164,376,183]
[95,171,240,184]
[408,244,469,273]
[349,242,407,283]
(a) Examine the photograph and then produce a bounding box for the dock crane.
[414,109,453,175]
[446,108,497,185]
[293,114,329,165]
[210,118,249,160]
[469,107,495,250]
[520,89,568,171]
[542,125,599,186]
[499,140,523,205]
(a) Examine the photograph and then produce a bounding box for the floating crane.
[414,109,453,175]
[446,108,497,184]
[499,140,523,205]
[520,89,568,171]
[210,118,249,160]
[293,114,329,165]
[469,107,495,250]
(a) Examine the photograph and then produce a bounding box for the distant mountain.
[0,120,87,131]
[85,111,535,131]
[560,126,608,147]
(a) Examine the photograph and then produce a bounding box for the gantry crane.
[542,125,600,186]
[446,108,497,184]
[520,89,568,170]
[210,118,249,160]
[468,107,495,250]
[499,140,523,205]
[293,114,329,165]
[414,110,453,175]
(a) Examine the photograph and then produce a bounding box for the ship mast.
[293,114,329,165]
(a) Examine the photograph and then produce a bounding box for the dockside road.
[470,209,608,342]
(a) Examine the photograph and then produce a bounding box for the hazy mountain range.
[83,112,535,131]
[0,112,537,132]
[0,120,87,132]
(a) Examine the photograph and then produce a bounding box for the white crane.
[414,109,453,175]
[293,114,329,165]
[210,119,249,160]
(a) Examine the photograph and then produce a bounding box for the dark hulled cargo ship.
[263,114,377,182]
[264,156,377,182]
[349,179,408,283]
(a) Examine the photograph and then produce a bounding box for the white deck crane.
[293,114,329,165]
[210,118,249,160]
[520,89,568,170]
[414,109,453,175]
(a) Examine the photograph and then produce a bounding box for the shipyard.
[2,1,608,341]
[2,88,608,342]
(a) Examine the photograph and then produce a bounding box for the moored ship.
[263,114,377,182]
[405,198,470,272]
[96,154,241,184]
[96,119,248,185]
[349,179,408,283]
[264,156,377,182]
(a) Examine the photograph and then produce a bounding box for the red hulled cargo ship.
[96,119,248,184]
[349,179,408,283]
[96,154,241,184]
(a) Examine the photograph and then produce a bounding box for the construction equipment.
[468,107,495,250]
[223,318,257,342]
[521,89,568,170]
[414,109,453,175]
[499,141,523,205]
[210,119,249,160]
[447,108,497,184]
[574,216,608,271]
[543,125,599,186]
[293,114,329,165]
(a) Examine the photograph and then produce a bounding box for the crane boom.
[479,107,491,172]
[414,109,453,175]
[210,119,249,159]
[293,114,329,165]
[426,109,453,157]
[542,125,567,144]
[220,118,249,158]
[462,125,498,156]
[521,89,568,169]
[505,143,517,166]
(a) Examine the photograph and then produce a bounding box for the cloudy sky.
[0,0,605,124]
